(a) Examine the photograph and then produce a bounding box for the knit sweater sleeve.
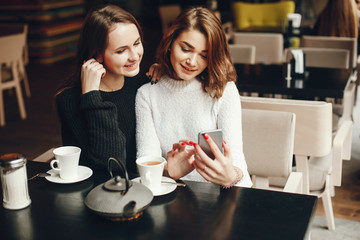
[135,84,162,158]
[217,82,252,188]
[56,89,126,170]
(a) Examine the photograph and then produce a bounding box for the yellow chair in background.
[232,1,295,31]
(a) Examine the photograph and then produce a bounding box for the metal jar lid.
[0,153,27,168]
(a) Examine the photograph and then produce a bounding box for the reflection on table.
[235,64,352,99]
[0,161,317,240]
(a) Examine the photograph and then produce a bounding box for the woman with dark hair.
[136,7,252,188]
[56,5,156,173]
[313,0,358,38]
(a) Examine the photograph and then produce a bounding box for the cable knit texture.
[56,73,147,173]
[135,75,252,187]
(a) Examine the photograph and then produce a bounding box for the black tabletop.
[236,64,352,99]
[0,161,317,240]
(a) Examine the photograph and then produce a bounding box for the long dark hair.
[314,0,358,38]
[56,5,143,95]
[157,6,236,99]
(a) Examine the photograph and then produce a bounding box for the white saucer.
[132,176,177,196]
[45,166,93,184]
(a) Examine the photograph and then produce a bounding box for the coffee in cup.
[136,156,166,192]
[50,146,81,180]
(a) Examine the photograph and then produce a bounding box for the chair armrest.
[338,82,356,125]
[284,172,303,194]
[32,148,55,163]
[330,120,353,187]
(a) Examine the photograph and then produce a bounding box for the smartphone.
[198,129,223,159]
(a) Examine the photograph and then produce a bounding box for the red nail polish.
[181,142,186,146]
[189,141,194,145]
[223,140,226,144]
[193,143,197,147]
[101,73,105,78]
[203,134,209,140]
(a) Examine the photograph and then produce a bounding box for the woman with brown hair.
[313,0,358,38]
[135,7,252,188]
[56,5,158,173]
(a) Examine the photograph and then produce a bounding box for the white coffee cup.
[50,146,81,180]
[136,156,166,192]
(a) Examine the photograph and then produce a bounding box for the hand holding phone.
[198,129,223,159]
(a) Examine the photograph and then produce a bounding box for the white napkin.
[291,49,304,74]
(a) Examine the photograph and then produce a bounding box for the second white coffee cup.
[50,146,81,180]
[136,156,166,192]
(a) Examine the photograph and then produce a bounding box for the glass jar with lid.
[0,153,31,210]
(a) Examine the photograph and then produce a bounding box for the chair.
[229,44,256,64]
[301,35,357,70]
[301,36,358,121]
[300,36,356,130]
[241,96,353,231]
[0,23,30,97]
[242,109,302,194]
[232,1,295,31]
[158,4,181,34]
[285,47,350,69]
[233,33,283,64]
[0,31,28,126]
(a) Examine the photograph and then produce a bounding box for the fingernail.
[223,140,226,144]
[147,75,152,79]
[155,80,158,84]
[151,81,154,85]
[189,141,197,147]
[181,142,186,146]
[203,134,209,140]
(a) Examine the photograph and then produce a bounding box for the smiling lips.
[124,61,139,70]
[181,64,197,73]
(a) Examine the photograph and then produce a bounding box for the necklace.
[101,80,116,92]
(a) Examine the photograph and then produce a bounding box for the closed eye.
[116,49,125,54]
[134,38,141,46]
[181,47,190,52]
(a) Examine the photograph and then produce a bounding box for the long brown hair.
[315,0,358,38]
[157,6,236,99]
[56,5,143,95]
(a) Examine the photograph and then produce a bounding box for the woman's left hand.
[193,134,241,186]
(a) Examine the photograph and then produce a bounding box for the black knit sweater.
[56,73,147,174]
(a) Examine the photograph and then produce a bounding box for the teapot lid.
[84,157,153,219]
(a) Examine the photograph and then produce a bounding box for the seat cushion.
[269,150,333,191]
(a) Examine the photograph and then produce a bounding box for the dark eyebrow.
[114,37,141,51]
[181,41,208,53]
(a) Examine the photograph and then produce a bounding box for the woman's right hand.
[81,59,106,94]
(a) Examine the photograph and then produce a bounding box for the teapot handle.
[108,157,130,195]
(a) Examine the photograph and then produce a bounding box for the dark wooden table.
[236,64,352,100]
[0,161,317,240]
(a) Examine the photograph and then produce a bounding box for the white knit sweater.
[135,76,252,187]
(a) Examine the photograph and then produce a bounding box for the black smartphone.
[198,129,223,159]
